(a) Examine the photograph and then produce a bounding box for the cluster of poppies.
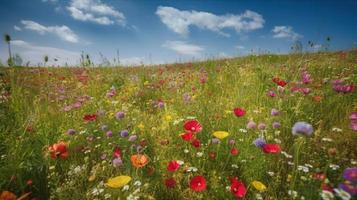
[180,119,203,148]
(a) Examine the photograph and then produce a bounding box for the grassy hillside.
[0,51,356,200]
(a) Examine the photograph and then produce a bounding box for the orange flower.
[130,154,149,168]
[313,95,322,102]
[49,141,69,159]
[0,191,16,200]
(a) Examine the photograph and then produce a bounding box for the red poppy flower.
[191,139,201,148]
[233,108,246,117]
[167,160,180,172]
[181,132,193,141]
[190,176,206,192]
[262,143,281,154]
[165,177,176,188]
[83,114,97,121]
[184,120,202,133]
[112,147,121,158]
[49,141,69,159]
[230,148,239,156]
[230,177,246,198]
[277,80,288,87]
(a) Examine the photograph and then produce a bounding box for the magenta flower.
[300,88,311,95]
[343,168,357,182]
[106,131,113,137]
[350,113,357,120]
[301,71,312,84]
[267,90,276,97]
[115,111,125,119]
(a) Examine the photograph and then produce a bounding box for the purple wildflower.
[292,122,314,136]
[272,121,281,129]
[343,168,357,182]
[67,129,76,135]
[113,158,123,167]
[120,130,129,137]
[253,138,266,148]
[271,108,280,116]
[106,131,113,137]
[115,111,125,119]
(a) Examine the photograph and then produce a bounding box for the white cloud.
[11,40,80,66]
[235,45,245,49]
[14,25,21,31]
[156,6,264,36]
[67,0,125,25]
[272,26,302,40]
[162,41,204,56]
[21,20,79,43]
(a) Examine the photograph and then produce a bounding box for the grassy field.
[0,51,356,200]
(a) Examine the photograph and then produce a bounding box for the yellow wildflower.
[213,131,229,139]
[105,176,132,188]
[251,181,267,192]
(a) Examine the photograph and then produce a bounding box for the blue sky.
[0,0,356,66]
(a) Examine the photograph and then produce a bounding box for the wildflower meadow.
[0,51,356,199]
